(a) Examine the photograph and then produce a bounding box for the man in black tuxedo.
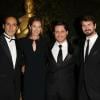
[0,16,22,100]
[46,21,76,100]
[78,15,100,100]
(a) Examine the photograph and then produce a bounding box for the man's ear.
[53,31,55,35]
[2,24,4,29]
[66,30,68,35]
[95,23,96,29]
[40,28,43,33]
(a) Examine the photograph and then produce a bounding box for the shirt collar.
[55,40,68,48]
[3,32,15,40]
[86,33,98,41]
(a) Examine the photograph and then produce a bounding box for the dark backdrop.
[0,0,100,38]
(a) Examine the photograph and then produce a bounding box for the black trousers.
[79,85,90,100]
[47,83,76,100]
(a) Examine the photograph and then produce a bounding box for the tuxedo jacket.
[46,41,76,100]
[0,34,23,100]
[78,36,100,100]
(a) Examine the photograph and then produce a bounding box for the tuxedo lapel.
[49,41,73,65]
[63,53,72,64]
[79,39,85,63]
[49,47,73,68]
[14,40,18,69]
[88,37,100,57]
[14,39,21,69]
[49,50,57,64]
[0,35,13,65]
[81,44,85,63]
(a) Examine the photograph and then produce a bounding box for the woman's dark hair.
[27,16,44,38]
[28,16,44,29]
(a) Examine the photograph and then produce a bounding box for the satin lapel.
[62,42,73,65]
[48,41,57,64]
[81,43,85,63]
[49,50,57,64]
[63,53,72,64]
[0,35,13,65]
[88,37,100,57]
[14,39,19,69]
[78,39,85,63]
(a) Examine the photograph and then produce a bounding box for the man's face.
[54,25,68,43]
[81,21,96,36]
[3,17,18,37]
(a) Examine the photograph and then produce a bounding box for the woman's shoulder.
[40,34,50,44]
[19,37,31,42]
[18,37,32,46]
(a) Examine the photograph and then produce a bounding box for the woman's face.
[30,20,42,36]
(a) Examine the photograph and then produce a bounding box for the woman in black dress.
[20,16,49,100]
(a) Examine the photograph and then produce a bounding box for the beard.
[84,29,95,36]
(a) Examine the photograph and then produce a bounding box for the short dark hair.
[81,15,96,25]
[52,20,69,32]
[3,16,19,25]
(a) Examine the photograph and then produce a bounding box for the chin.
[57,40,65,43]
[85,33,92,36]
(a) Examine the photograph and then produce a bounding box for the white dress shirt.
[51,40,68,62]
[4,33,17,69]
[84,33,98,59]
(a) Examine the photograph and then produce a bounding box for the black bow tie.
[3,34,16,42]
